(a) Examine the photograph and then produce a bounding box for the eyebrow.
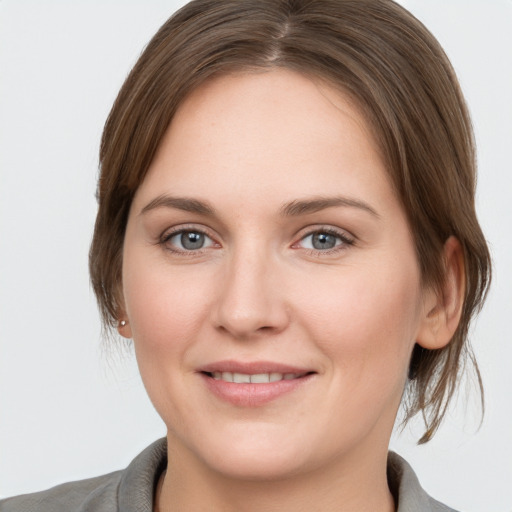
[139,194,379,219]
[140,195,216,216]
[280,196,380,218]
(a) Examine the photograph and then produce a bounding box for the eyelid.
[292,225,356,252]
[159,224,220,253]
[157,223,355,256]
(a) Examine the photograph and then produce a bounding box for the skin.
[119,69,463,512]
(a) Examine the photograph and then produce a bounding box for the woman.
[0,0,492,511]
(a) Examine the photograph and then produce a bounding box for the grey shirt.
[0,439,458,511]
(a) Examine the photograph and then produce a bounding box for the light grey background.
[0,1,511,510]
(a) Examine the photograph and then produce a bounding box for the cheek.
[122,257,219,429]
[293,261,422,383]
[122,257,216,355]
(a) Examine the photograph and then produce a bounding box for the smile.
[208,371,307,383]
[199,362,316,407]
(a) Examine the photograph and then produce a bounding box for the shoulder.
[0,471,122,512]
[0,439,167,512]
[387,452,460,512]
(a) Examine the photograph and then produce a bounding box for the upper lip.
[198,360,315,375]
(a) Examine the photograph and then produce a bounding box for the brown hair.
[89,0,491,442]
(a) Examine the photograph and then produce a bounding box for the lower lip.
[200,373,315,407]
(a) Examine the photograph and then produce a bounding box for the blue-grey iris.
[312,232,337,250]
[181,232,205,250]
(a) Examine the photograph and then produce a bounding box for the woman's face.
[121,69,434,480]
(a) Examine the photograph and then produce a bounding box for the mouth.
[202,371,313,383]
[198,361,316,406]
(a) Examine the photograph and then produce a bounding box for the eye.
[163,229,215,252]
[298,229,354,252]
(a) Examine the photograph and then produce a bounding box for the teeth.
[233,373,251,383]
[250,373,270,383]
[221,372,233,382]
[210,372,302,383]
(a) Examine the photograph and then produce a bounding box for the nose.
[212,247,289,340]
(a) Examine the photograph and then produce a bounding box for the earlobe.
[116,302,133,339]
[115,284,133,338]
[117,318,133,338]
[416,236,465,350]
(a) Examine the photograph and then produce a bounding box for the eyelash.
[159,226,355,256]
[293,227,355,256]
[159,225,218,256]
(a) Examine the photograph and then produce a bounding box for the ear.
[416,236,465,350]
[115,287,133,339]
[117,316,133,339]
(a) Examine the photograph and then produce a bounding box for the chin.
[204,448,309,482]
[175,423,314,481]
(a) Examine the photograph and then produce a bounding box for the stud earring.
[119,320,127,327]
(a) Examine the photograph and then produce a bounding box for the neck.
[156,437,395,512]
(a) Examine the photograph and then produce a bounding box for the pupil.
[181,232,204,250]
[312,232,336,250]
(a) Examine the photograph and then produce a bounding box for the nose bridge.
[213,239,287,338]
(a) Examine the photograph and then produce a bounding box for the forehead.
[131,69,395,217]
[171,69,376,156]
